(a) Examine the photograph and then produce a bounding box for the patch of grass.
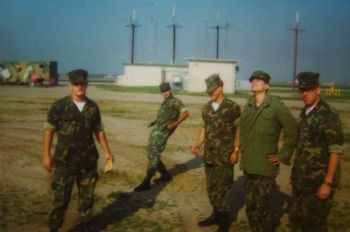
[0,185,50,230]
[97,85,161,94]
[97,84,350,103]
[98,100,159,120]
[98,168,144,186]
[95,191,185,232]
[233,220,251,232]
[329,201,350,231]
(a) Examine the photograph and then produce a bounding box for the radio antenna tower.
[288,12,305,89]
[210,12,227,59]
[167,5,182,64]
[126,10,140,64]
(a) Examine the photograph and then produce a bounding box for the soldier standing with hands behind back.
[190,74,241,232]
[289,72,343,232]
[42,69,114,232]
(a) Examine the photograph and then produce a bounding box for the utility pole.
[150,17,158,63]
[167,5,182,64]
[126,10,140,64]
[204,18,208,58]
[210,12,227,59]
[288,12,305,89]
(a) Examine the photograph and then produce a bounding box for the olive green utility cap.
[297,72,320,90]
[249,70,271,83]
[68,69,88,85]
[205,73,223,93]
[159,82,171,93]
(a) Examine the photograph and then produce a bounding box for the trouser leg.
[49,168,75,230]
[205,164,233,212]
[244,173,276,232]
[289,188,333,232]
[77,167,98,224]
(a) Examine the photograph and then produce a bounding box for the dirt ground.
[0,85,349,232]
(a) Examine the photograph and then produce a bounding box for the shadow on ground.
[68,156,203,232]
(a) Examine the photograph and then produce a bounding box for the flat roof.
[123,62,188,68]
[186,58,237,64]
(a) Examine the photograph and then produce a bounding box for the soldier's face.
[161,90,171,99]
[209,86,223,101]
[299,86,320,106]
[69,82,87,99]
[251,78,269,93]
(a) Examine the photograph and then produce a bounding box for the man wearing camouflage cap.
[42,69,114,232]
[190,74,241,232]
[239,70,297,232]
[289,72,343,231]
[134,82,189,191]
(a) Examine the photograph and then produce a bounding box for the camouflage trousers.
[205,163,233,212]
[289,187,334,232]
[49,166,98,229]
[146,126,171,172]
[244,173,277,232]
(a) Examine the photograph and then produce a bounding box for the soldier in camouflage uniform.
[134,82,189,192]
[239,70,298,232]
[42,69,114,232]
[289,72,343,232]
[190,74,241,232]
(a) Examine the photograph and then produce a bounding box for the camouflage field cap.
[205,73,223,93]
[297,72,320,90]
[68,69,88,85]
[249,70,271,83]
[159,82,171,93]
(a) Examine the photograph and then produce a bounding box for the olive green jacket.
[240,93,298,177]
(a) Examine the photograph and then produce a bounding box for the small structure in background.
[116,58,238,93]
[0,61,58,86]
[326,82,341,96]
[186,58,237,93]
[116,62,188,89]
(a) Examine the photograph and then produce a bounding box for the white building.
[186,58,238,93]
[116,58,238,93]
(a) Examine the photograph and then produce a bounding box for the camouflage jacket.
[202,98,241,165]
[151,95,186,129]
[240,94,298,177]
[291,98,343,191]
[44,96,103,168]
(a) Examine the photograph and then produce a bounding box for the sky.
[1,0,350,84]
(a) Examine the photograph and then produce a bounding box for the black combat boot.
[198,208,220,227]
[155,161,173,183]
[134,169,156,192]
[217,211,230,232]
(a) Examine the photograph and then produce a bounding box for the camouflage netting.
[0,61,58,85]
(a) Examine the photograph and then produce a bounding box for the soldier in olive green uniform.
[239,71,298,232]
[190,74,241,232]
[42,69,114,232]
[289,72,343,232]
[134,82,189,192]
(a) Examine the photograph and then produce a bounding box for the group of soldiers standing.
[42,69,343,232]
